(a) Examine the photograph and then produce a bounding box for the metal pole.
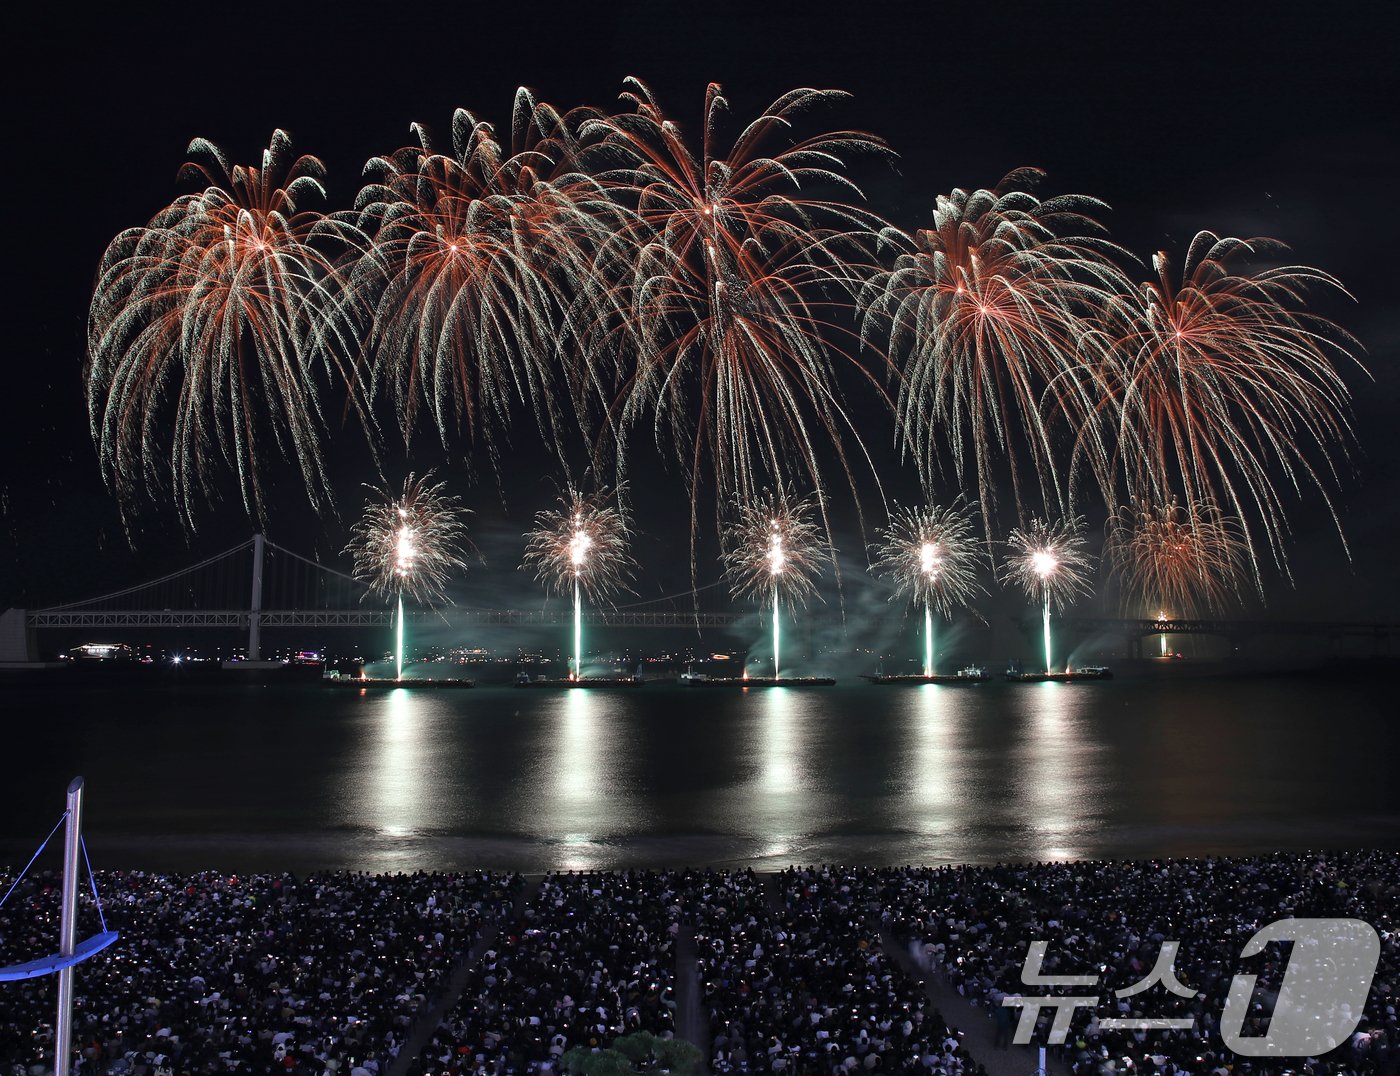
[55,776,83,1076]
[248,534,265,661]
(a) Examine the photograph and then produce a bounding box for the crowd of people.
[0,869,520,1074]
[3,853,1396,1076]
[872,852,1400,1076]
[697,867,978,1074]
[416,871,680,1073]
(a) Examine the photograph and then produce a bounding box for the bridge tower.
[247,533,265,660]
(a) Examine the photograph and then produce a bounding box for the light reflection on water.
[898,685,965,841]
[1,676,1395,873]
[1010,683,1102,861]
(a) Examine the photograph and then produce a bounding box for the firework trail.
[86,131,361,525]
[1001,515,1093,673]
[521,487,635,678]
[345,471,472,679]
[1106,497,1248,616]
[1084,231,1362,582]
[721,485,829,677]
[863,168,1129,529]
[588,79,893,538]
[343,89,628,469]
[871,500,983,675]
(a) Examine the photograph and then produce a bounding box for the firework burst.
[1106,497,1249,616]
[521,486,635,679]
[86,130,358,525]
[722,486,828,678]
[521,487,636,603]
[871,501,984,618]
[344,90,626,466]
[1002,516,1094,610]
[1086,231,1362,579]
[721,486,829,607]
[589,79,892,528]
[1001,515,1094,673]
[345,471,472,606]
[864,169,1129,528]
[345,471,471,680]
[872,500,984,676]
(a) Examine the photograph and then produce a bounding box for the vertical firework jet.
[872,501,983,676]
[343,91,627,471]
[721,486,827,678]
[589,79,893,544]
[1106,497,1249,616]
[864,169,1130,530]
[1084,231,1362,583]
[1001,516,1093,673]
[345,472,471,680]
[521,488,635,679]
[87,131,362,525]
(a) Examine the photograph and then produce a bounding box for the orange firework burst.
[86,130,358,524]
[345,90,626,467]
[864,168,1130,529]
[1088,231,1363,579]
[589,78,892,527]
[1106,497,1248,616]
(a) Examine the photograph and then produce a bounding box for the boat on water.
[680,674,835,687]
[514,673,644,689]
[331,676,475,689]
[862,665,992,685]
[1004,664,1113,683]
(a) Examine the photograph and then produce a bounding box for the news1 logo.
[1000,918,1380,1057]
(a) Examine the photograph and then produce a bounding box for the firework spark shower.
[872,501,983,675]
[721,486,828,678]
[345,472,472,679]
[521,487,635,678]
[1001,516,1094,673]
[80,79,1367,607]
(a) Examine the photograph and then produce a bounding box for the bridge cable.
[41,539,255,611]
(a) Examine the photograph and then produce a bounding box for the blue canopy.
[0,931,119,981]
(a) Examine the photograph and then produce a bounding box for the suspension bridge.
[1041,614,1400,659]
[0,535,745,663]
[3,536,1397,663]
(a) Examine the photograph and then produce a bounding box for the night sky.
[4,1,1398,624]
